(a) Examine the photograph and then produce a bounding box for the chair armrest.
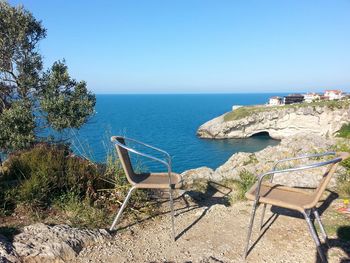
[111,136,171,161]
[270,151,337,183]
[253,155,342,201]
[273,151,336,171]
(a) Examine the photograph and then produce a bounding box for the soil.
[74,188,350,263]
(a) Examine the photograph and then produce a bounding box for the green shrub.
[337,153,350,198]
[16,170,52,207]
[338,179,350,198]
[330,140,350,198]
[0,143,158,228]
[337,124,350,139]
[53,192,110,228]
[230,170,257,201]
[2,143,101,209]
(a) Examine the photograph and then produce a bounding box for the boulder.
[0,235,20,263]
[12,223,110,263]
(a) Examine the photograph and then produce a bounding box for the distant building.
[303,93,320,103]
[284,94,304,105]
[268,96,283,106]
[324,90,343,100]
[232,105,242,111]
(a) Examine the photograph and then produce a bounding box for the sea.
[71,93,286,173]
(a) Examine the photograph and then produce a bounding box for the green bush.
[0,143,159,228]
[337,154,350,198]
[331,140,350,198]
[53,192,110,228]
[230,170,257,201]
[337,124,350,139]
[2,143,101,209]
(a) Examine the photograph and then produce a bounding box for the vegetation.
[52,192,110,228]
[0,2,95,152]
[337,123,350,139]
[1,144,99,213]
[332,141,350,198]
[224,170,257,201]
[224,99,350,122]
[0,143,155,228]
[316,208,350,242]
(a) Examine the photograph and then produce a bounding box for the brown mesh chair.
[244,151,349,262]
[109,136,183,240]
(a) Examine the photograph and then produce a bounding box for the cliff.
[197,101,350,139]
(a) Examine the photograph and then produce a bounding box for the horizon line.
[93,90,348,95]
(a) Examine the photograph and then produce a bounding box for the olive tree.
[0,2,95,151]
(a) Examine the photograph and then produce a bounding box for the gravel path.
[75,193,349,263]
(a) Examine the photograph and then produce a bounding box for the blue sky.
[10,0,350,94]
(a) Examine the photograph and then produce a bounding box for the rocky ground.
[76,194,349,263]
[2,191,348,263]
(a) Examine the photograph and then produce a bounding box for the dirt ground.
[75,186,350,263]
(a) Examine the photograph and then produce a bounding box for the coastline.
[197,100,350,140]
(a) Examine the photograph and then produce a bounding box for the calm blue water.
[72,94,284,173]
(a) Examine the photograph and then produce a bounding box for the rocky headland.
[197,101,350,139]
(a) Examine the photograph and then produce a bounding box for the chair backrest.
[112,136,137,185]
[311,152,349,206]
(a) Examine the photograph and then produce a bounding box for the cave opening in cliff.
[250,131,273,139]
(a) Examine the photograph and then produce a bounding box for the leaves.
[40,61,96,131]
[0,2,95,151]
[0,100,35,151]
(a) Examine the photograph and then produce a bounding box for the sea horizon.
[92,91,341,95]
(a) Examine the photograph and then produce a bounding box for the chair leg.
[244,200,259,259]
[303,210,327,263]
[169,188,176,241]
[260,204,267,231]
[313,209,329,247]
[110,186,136,231]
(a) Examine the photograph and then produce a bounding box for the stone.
[12,223,110,263]
[182,134,346,188]
[0,235,20,263]
[197,104,350,139]
[181,167,215,185]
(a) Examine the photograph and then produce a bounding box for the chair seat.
[131,172,182,189]
[245,182,316,212]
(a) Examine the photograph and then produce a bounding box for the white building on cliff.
[304,93,320,103]
[268,96,283,106]
[324,90,343,100]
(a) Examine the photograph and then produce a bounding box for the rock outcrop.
[0,235,19,263]
[182,134,347,188]
[0,224,110,263]
[197,103,350,139]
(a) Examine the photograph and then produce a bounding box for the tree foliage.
[0,1,95,152]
